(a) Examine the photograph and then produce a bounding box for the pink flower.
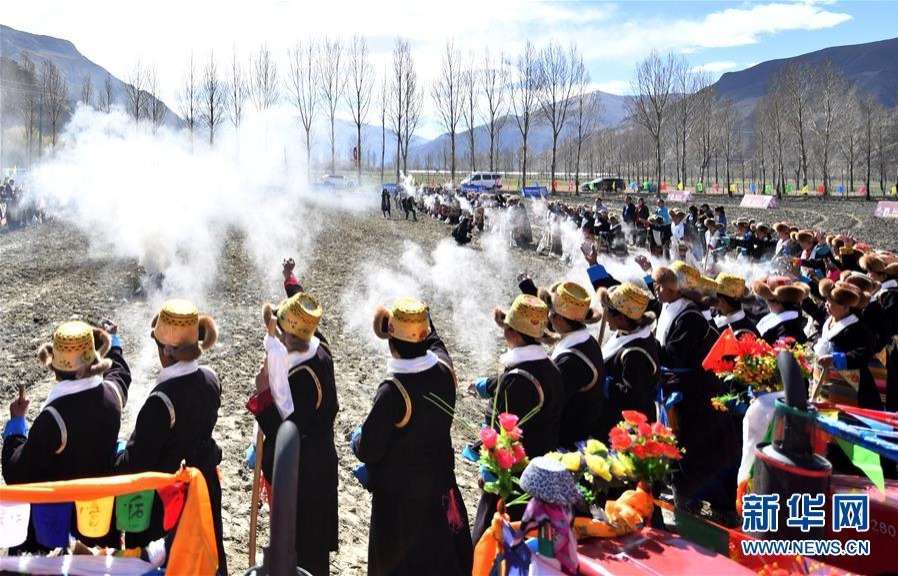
[495,448,514,469]
[507,426,522,441]
[498,413,519,432]
[479,427,498,449]
[512,443,526,463]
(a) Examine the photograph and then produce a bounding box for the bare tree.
[838,89,862,193]
[755,86,789,197]
[401,57,423,175]
[145,65,166,133]
[178,54,200,135]
[718,97,740,197]
[380,71,387,185]
[345,34,373,185]
[431,39,464,185]
[42,59,68,147]
[227,46,249,130]
[80,74,93,108]
[778,61,814,188]
[860,96,884,200]
[250,44,279,111]
[100,72,114,113]
[811,60,850,196]
[199,52,226,145]
[390,38,410,182]
[481,48,507,172]
[125,60,147,123]
[509,41,538,190]
[627,50,677,195]
[536,42,580,192]
[672,63,708,186]
[287,41,319,180]
[318,37,345,173]
[460,53,478,174]
[572,66,599,193]
[16,53,38,163]
[693,85,716,186]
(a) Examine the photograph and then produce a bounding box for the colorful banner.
[666,190,693,202]
[874,201,898,219]
[158,482,187,531]
[32,502,71,547]
[0,501,30,548]
[116,489,155,533]
[76,496,115,538]
[739,195,778,209]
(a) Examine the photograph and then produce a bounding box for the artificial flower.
[479,427,498,449]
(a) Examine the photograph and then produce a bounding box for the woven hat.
[819,279,863,308]
[151,299,218,360]
[373,297,431,343]
[751,276,809,304]
[859,253,898,279]
[38,321,112,378]
[598,282,652,322]
[700,276,719,297]
[839,271,879,295]
[520,456,582,506]
[667,261,702,291]
[715,272,749,300]
[264,293,322,342]
[494,294,549,339]
[541,281,594,323]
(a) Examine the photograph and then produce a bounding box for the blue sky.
[2,0,896,138]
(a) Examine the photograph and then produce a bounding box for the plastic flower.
[622,410,648,425]
[637,422,652,437]
[507,426,522,441]
[561,452,582,472]
[495,448,514,470]
[498,412,519,431]
[479,427,498,449]
[585,453,612,481]
[609,426,632,451]
[512,443,526,463]
[609,454,633,478]
[631,444,647,459]
[651,422,670,436]
[585,438,608,455]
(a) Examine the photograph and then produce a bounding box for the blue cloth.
[110,333,122,349]
[602,375,612,399]
[833,352,848,371]
[353,463,370,491]
[3,416,27,440]
[350,425,362,457]
[587,264,609,283]
[480,464,498,483]
[32,503,71,548]
[115,438,127,455]
[244,443,256,469]
[642,274,654,288]
[655,206,670,224]
[462,443,480,462]
[474,377,489,399]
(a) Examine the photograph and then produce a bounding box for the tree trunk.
[330,117,336,173]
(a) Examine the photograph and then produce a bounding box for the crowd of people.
[1,177,44,230]
[4,188,898,575]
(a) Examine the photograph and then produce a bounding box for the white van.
[459,172,502,192]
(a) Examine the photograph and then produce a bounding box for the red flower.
[637,422,652,437]
[631,444,648,459]
[661,442,682,459]
[507,426,522,441]
[652,422,670,436]
[498,413,519,431]
[644,440,666,457]
[609,426,632,451]
[479,427,498,449]
[512,443,526,463]
[621,410,647,425]
[495,448,514,469]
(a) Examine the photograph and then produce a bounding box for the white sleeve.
[265,335,294,419]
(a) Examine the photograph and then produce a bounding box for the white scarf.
[264,334,321,419]
[500,345,548,368]
[755,310,799,337]
[873,279,897,302]
[671,221,685,242]
[601,326,654,360]
[42,374,103,409]
[551,329,592,360]
[702,309,713,321]
[714,309,746,329]
[387,351,439,374]
[656,298,689,347]
[813,314,859,358]
[156,360,199,386]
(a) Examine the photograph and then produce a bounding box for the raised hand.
[281,258,296,280]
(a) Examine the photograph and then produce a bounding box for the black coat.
[554,334,606,449]
[599,333,659,441]
[873,285,898,410]
[2,347,131,550]
[712,311,760,338]
[250,333,339,559]
[827,317,881,410]
[759,313,809,345]
[352,325,472,575]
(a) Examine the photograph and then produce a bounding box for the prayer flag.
[158,482,187,530]
[115,489,154,533]
[75,496,114,538]
[0,501,30,547]
[32,502,71,547]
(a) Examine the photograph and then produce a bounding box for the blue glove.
[353,463,371,491]
[350,425,363,456]
[473,377,489,399]
[109,334,122,349]
[244,443,256,469]
[462,443,480,462]
[479,464,498,483]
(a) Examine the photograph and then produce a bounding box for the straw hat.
[859,253,898,279]
[659,260,702,291]
[373,297,431,343]
[539,281,599,324]
[699,276,719,297]
[151,299,218,361]
[597,282,654,323]
[263,292,322,342]
[715,272,749,300]
[38,321,112,378]
[493,294,549,339]
[819,279,863,308]
[751,276,809,304]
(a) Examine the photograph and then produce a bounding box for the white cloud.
[690,61,739,73]
[591,80,631,96]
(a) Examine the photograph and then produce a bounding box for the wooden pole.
[248,427,264,566]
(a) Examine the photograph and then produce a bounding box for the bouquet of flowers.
[477,412,529,505]
[702,329,814,411]
[546,439,634,504]
[609,411,682,486]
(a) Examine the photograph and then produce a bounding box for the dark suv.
[580,177,625,193]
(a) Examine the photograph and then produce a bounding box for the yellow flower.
[585,439,608,455]
[585,453,612,481]
[561,452,582,472]
[545,451,563,461]
[609,454,634,478]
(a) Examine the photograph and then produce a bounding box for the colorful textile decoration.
[520,499,579,575]
[157,481,187,531]
[75,496,114,537]
[0,501,30,547]
[32,502,71,547]
[115,489,155,533]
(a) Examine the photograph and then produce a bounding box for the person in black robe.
[114,299,227,576]
[352,298,472,576]
[750,277,810,345]
[381,188,392,219]
[247,291,338,575]
[711,273,760,337]
[470,294,563,543]
[3,320,131,552]
[452,215,473,245]
[652,263,740,522]
[860,253,898,410]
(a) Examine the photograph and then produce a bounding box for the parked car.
[318,174,350,188]
[580,177,625,193]
[459,172,502,192]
